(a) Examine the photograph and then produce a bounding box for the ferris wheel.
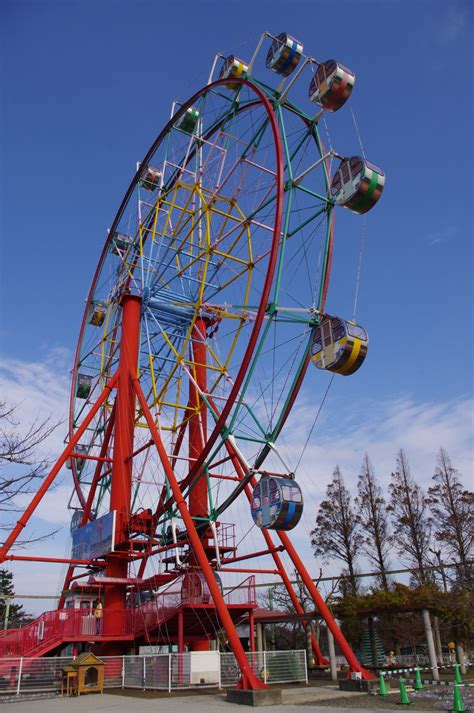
[1,31,384,689]
[68,34,383,526]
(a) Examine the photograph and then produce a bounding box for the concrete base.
[338,677,380,693]
[226,688,282,706]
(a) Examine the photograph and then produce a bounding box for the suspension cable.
[294,374,334,473]
[352,214,367,322]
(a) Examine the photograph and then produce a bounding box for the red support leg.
[216,420,328,666]
[276,530,374,678]
[189,318,208,520]
[59,404,117,608]
[134,377,266,690]
[103,294,141,652]
[219,427,372,678]
[188,318,210,652]
[0,372,118,564]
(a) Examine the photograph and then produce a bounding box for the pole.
[433,616,443,663]
[249,609,255,654]
[456,642,467,675]
[188,318,209,652]
[105,295,141,617]
[189,318,208,521]
[368,615,378,668]
[3,599,10,629]
[421,609,439,681]
[327,627,338,682]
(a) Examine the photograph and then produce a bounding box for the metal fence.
[0,650,307,695]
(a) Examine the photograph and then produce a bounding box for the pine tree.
[0,568,33,628]
[388,449,432,585]
[311,466,362,594]
[355,454,391,591]
[427,448,473,587]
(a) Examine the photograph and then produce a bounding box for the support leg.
[134,377,266,690]
[0,373,117,563]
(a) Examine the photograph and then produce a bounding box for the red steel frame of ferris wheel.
[218,429,374,679]
[58,403,117,608]
[133,376,266,691]
[0,372,118,565]
[214,425,328,667]
[103,294,142,620]
[188,318,209,525]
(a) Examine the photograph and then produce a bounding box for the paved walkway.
[0,688,426,713]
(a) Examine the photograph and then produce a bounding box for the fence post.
[142,655,146,690]
[121,656,125,689]
[168,654,172,693]
[263,650,267,684]
[218,651,222,690]
[16,658,23,695]
[303,650,308,685]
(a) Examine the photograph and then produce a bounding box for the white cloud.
[426,226,456,247]
[278,392,473,493]
[435,4,470,44]
[1,352,473,615]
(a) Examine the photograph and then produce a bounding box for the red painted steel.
[133,376,266,690]
[104,294,141,644]
[209,397,328,667]
[59,404,117,608]
[0,373,118,564]
[221,431,373,678]
[189,318,208,522]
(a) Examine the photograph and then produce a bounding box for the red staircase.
[0,575,256,658]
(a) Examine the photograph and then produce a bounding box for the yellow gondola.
[311,316,368,375]
[219,55,248,89]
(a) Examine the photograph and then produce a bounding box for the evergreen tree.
[388,449,432,585]
[427,448,473,587]
[311,466,362,594]
[0,568,33,628]
[355,454,391,591]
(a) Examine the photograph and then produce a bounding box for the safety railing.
[0,574,255,658]
[0,651,307,694]
[215,523,236,551]
[223,576,256,606]
[0,609,133,658]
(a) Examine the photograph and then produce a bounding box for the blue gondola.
[251,476,303,531]
[266,33,303,77]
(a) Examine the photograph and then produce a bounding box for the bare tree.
[311,466,362,594]
[387,449,432,585]
[427,448,473,588]
[0,399,60,543]
[355,454,391,591]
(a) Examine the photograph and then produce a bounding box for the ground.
[1,683,473,713]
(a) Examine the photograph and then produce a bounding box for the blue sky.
[1,0,472,610]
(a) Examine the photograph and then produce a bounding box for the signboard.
[72,511,116,560]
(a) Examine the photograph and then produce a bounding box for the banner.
[72,511,116,560]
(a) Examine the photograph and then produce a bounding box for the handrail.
[0,574,256,658]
